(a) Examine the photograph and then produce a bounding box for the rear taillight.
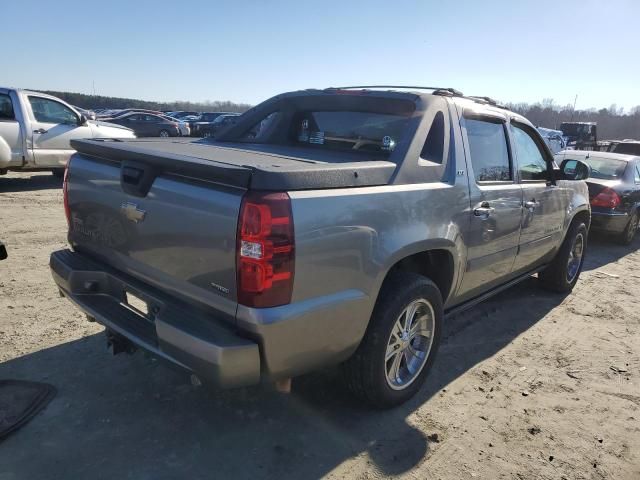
[591,187,621,208]
[63,164,71,227]
[237,191,294,308]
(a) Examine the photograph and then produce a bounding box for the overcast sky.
[3,0,639,110]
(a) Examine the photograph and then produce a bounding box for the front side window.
[634,165,640,183]
[0,94,15,120]
[465,118,512,182]
[511,124,549,181]
[28,96,77,125]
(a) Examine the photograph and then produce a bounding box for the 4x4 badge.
[121,202,146,223]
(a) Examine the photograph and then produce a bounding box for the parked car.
[98,108,163,120]
[560,122,597,150]
[609,140,640,156]
[0,88,135,176]
[537,127,566,153]
[191,112,233,136]
[199,113,241,138]
[161,115,190,136]
[104,112,180,137]
[72,106,97,120]
[169,111,198,120]
[556,150,640,244]
[51,86,591,408]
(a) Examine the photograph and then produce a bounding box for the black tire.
[342,272,443,408]
[618,210,639,245]
[539,219,588,293]
[159,129,170,138]
[51,169,64,178]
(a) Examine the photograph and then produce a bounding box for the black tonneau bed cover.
[71,138,397,190]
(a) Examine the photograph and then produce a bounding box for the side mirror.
[78,114,88,126]
[0,242,7,260]
[561,159,591,180]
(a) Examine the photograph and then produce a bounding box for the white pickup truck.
[0,88,135,176]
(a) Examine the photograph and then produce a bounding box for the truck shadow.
[0,278,566,479]
[0,173,62,193]
[581,232,640,272]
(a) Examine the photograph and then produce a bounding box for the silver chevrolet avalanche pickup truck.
[50,86,592,407]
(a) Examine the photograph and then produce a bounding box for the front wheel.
[159,129,170,138]
[539,220,588,293]
[342,272,443,408]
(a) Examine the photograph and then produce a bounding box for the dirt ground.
[0,170,638,480]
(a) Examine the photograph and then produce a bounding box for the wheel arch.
[374,241,459,307]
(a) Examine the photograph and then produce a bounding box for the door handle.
[473,202,495,218]
[33,128,48,134]
[524,200,539,211]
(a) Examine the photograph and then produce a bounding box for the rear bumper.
[50,249,261,388]
[590,211,629,233]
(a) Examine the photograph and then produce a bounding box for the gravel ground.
[0,171,638,480]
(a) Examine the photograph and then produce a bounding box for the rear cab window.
[291,111,409,156]
[229,94,416,160]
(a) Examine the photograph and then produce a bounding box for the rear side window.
[0,94,15,120]
[465,118,512,182]
[420,111,445,164]
[581,157,627,180]
[292,111,410,156]
[511,124,549,181]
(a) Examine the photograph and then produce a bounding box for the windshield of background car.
[581,157,627,180]
[288,110,410,156]
[613,143,640,155]
[561,124,593,137]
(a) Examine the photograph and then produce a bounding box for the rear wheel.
[159,129,170,138]
[342,272,443,408]
[51,169,64,178]
[539,220,588,293]
[618,210,639,245]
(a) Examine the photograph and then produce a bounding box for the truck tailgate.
[67,153,243,320]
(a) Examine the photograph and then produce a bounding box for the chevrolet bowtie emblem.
[121,202,146,223]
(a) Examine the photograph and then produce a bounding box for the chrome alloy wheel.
[566,232,585,283]
[385,299,435,391]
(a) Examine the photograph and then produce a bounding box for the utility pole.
[570,94,578,121]
[92,80,96,96]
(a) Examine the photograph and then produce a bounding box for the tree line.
[34,90,640,141]
[506,99,640,140]
[37,90,252,114]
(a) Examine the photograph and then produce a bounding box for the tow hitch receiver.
[106,329,137,355]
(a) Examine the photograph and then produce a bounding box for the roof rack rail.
[467,95,508,109]
[325,85,464,96]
